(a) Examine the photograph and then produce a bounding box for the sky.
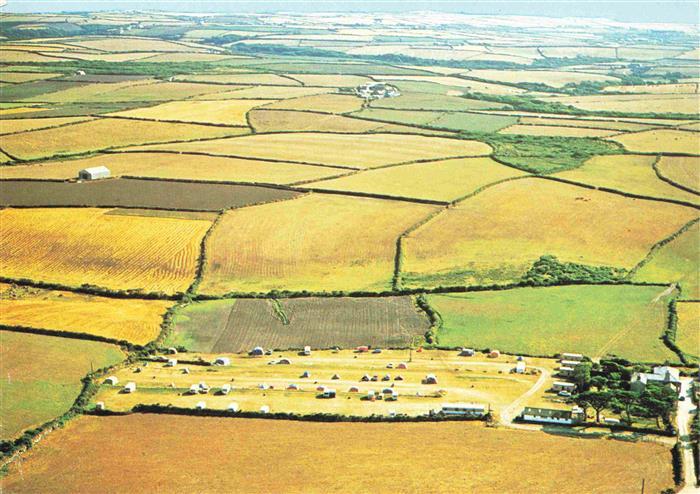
[2,1,699,25]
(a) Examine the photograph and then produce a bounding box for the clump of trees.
[522,255,626,286]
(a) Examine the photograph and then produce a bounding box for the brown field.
[0,208,212,294]
[166,296,429,352]
[676,302,699,361]
[1,415,675,494]
[0,152,341,184]
[499,124,620,138]
[109,99,273,125]
[1,118,246,160]
[173,73,301,85]
[0,178,300,210]
[284,73,372,87]
[518,116,656,132]
[192,86,333,100]
[544,93,700,114]
[557,154,699,204]
[0,116,94,135]
[263,93,364,113]
[607,129,700,154]
[248,109,382,133]
[307,157,527,202]
[0,284,172,345]
[129,132,492,168]
[466,69,618,87]
[655,156,700,192]
[0,72,62,83]
[402,178,698,288]
[199,194,438,294]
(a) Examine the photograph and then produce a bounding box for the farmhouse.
[552,381,576,392]
[355,82,400,100]
[123,382,136,393]
[520,406,585,425]
[440,403,486,417]
[630,366,682,394]
[214,357,231,366]
[78,166,110,180]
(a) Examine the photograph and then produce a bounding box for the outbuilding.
[303,346,312,356]
[552,381,576,392]
[331,373,341,380]
[514,361,526,374]
[95,402,105,411]
[277,358,292,365]
[440,403,486,417]
[78,166,110,180]
[104,376,119,386]
[361,374,371,382]
[356,345,369,353]
[287,383,300,390]
[123,382,136,393]
[560,353,584,362]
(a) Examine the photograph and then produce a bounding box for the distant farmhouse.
[355,82,400,100]
[630,366,682,394]
[78,166,110,180]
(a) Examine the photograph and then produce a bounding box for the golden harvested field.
[284,73,372,87]
[0,208,213,294]
[60,52,162,62]
[1,415,675,494]
[0,152,340,184]
[557,154,699,204]
[544,93,700,114]
[372,75,525,95]
[0,106,50,116]
[307,157,527,202]
[676,302,699,361]
[0,116,94,135]
[18,80,149,103]
[139,52,247,62]
[129,132,492,168]
[192,86,333,100]
[656,156,699,192]
[174,73,301,85]
[402,178,698,288]
[485,110,694,127]
[0,285,172,345]
[499,124,620,138]
[110,99,273,125]
[467,69,618,87]
[0,72,62,83]
[0,50,70,63]
[1,118,246,160]
[264,93,364,113]
[518,116,656,132]
[539,46,618,58]
[248,109,381,133]
[199,194,437,294]
[603,83,699,94]
[607,129,700,154]
[90,81,238,102]
[68,37,207,52]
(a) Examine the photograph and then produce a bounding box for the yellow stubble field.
[607,129,700,154]
[109,99,274,125]
[0,208,213,294]
[655,156,699,192]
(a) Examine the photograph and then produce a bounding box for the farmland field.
[1,415,675,494]
[607,129,700,154]
[0,118,246,161]
[676,301,699,362]
[429,285,677,362]
[0,284,172,345]
[129,132,492,168]
[655,156,700,192]
[0,331,124,439]
[248,109,383,133]
[306,157,527,202]
[370,92,508,111]
[465,69,619,87]
[499,124,620,138]
[0,208,212,294]
[0,116,94,135]
[632,221,700,299]
[264,93,365,113]
[199,194,438,294]
[0,178,301,210]
[401,178,698,288]
[109,99,274,125]
[166,296,429,352]
[543,93,700,114]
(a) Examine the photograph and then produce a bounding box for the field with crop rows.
[676,301,699,362]
[655,156,700,193]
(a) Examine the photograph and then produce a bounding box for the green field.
[372,92,508,111]
[428,285,678,362]
[676,301,699,363]
[0,331,124,439]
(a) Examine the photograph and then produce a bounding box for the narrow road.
[677,378,698,493]
[499,366,550,425]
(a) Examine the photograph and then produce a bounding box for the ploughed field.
[1,415,675,494]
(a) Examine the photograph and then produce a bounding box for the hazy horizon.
[2,1,699,26]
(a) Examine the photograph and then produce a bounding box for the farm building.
[249,346,265,356]
[424,374,438,384]
[560,359,584,367]
[260,405,270,413]
[604,417,621,425]
[227,402,239,412]
[520,406,585,425]
[258,383,269,390]
[78,166,110,180]
[514,361,526,374]
[552,381,576,392]
[220,384,231,395]
[104,376,119,386]
[123,382,136,393]
[303,346,311,356]
[214,357,231,366]
[196,401,206,410]
[560,353,584,361]
[182,368,190,375]
[488,350,500,358]
[558,366,576,377]
[630,366,682,394]
[440,403,486,417]
[459,348,475,357]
